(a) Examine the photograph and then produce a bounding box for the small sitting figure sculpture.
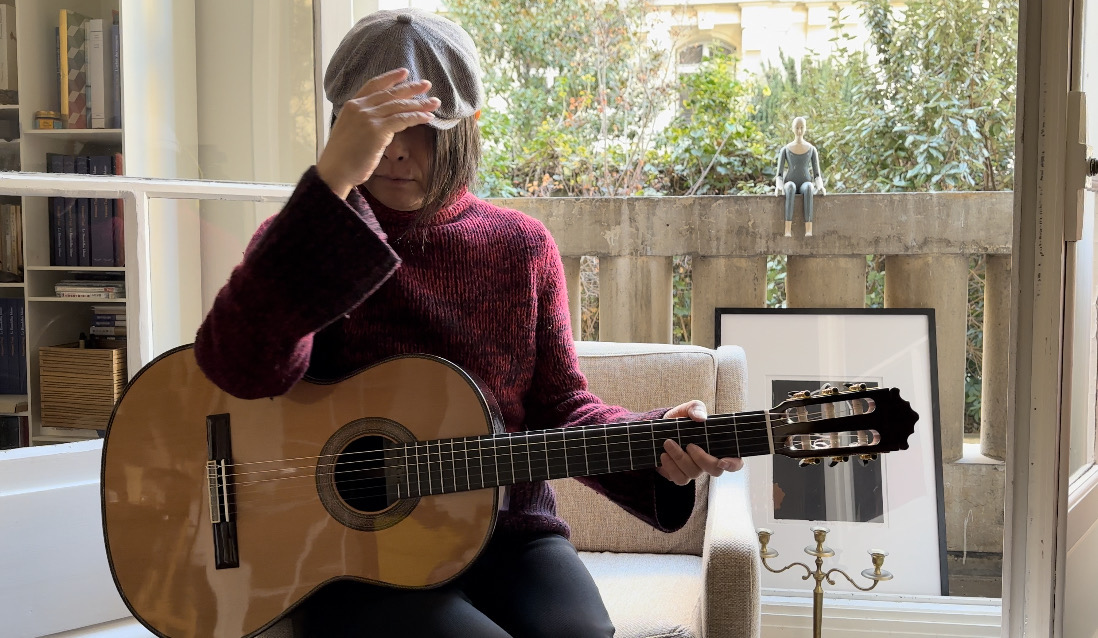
[775,116,826,237]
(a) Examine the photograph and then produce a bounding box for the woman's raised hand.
[316,68,440,199]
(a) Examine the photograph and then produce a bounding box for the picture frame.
[716,308,948,596]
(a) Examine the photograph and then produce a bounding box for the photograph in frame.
[716,308,947,596]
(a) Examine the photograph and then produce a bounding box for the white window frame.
[0,0,1081,633]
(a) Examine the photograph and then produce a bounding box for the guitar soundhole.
[317,418,418,532]
[334,436,391,513]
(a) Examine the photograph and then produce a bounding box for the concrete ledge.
[495,192,1014,257]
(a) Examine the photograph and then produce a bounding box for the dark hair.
[415,116,481,225]
[329,111,481,226]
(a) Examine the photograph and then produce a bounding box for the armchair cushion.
[554,341,727,556]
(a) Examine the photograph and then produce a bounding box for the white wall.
[0,442,130,638]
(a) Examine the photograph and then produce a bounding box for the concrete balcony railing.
[501,192,1014,582]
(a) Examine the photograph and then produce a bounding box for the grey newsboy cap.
[324,9,484,130]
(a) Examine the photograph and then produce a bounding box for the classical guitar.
[101,345,917,638]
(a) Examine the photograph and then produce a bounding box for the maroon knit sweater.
[194,166,695,539]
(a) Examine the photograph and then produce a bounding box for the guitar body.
[101,346,500,638]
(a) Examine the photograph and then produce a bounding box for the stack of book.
[54,274,124,299]
[90,304,125,339]
[57,9,120,129]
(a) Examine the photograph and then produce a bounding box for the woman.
[194,9,742,637]
[775,116,826,237]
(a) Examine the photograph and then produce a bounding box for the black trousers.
[298,533,616,638]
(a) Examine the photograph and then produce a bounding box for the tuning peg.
[788,390,812,399]
[844,382,868,392]
[828,456,850,467]
[798,458,822,467]
[814,384,840,396]
[858,453,879,466]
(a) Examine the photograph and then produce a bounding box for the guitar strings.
[224,411,877,503]
[230,427,879,513]
[228,423,878,509]
[221,408,857,481]
[225,409,873,485]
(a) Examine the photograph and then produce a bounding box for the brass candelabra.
[757,526,892,638]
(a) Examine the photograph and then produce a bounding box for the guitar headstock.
[768,384,918,466]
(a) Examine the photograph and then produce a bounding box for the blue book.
[74,155,91,267]
[16,300,25,394]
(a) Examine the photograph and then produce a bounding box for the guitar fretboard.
[384,412,774,499]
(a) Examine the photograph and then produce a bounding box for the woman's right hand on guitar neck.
[317,68,441,200]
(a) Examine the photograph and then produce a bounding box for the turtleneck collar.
[355,185,476,228]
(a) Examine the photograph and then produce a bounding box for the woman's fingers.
[657,452,691,486]
[351,68,411,101]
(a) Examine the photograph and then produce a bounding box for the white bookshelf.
[5,0,125,445]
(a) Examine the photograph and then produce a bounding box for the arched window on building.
[676,39,736,67]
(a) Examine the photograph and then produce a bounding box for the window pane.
[196,0,316,184]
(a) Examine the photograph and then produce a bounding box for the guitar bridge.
[207,413,239,569]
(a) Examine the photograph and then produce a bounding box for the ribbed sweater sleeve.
[523,228,695,533]
[194,167,400,399]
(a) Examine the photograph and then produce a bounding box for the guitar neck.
[385,411,775,499]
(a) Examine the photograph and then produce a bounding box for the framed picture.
[716,308,947,596]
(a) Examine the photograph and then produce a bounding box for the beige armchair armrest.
[702,470,762,637]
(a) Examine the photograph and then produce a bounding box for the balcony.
[502,190,1013,596]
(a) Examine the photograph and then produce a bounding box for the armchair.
[552,340,762,638]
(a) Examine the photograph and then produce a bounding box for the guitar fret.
[563,427,589,478]
[626,427,632,470]
[401,445,408,499]
[510,432,519,483]
[562,432,569,477]
[425,441,437,496]
[493,434,511,486]
[544,430,569,480]
[733,413,741,458]
[449,439,457,493]
[650,421,657,465]
[525,431,546,481]
[679,418,709,453]
[473,436,483,490]
[454,438,464,492]
[543,432,551,479]
[606,423,633,473]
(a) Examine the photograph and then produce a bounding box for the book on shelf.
[111,14,121,128]
[86,18,116,129]
[0,4,16,92]
[46,153,124,266]
[16,299,24,395]
[62,154,77,264]
[0,416,29,449]
[46,153,66,266]
[38,424,100,440]
[89,325,125,337]
[0,202,22,283]
[89,155,115,266]
[74,155,91,266]
[0,298,25,395]
[59,10,90,129]
[113,152,125,266]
